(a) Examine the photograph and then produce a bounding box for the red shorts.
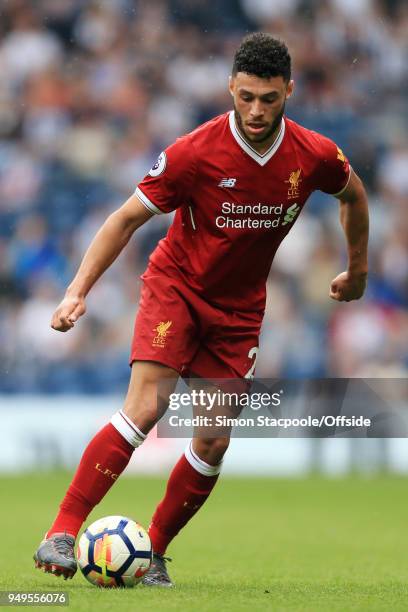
[130,272,263,379]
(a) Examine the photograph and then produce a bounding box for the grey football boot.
[142,553,173,587]
[34,533,77,579]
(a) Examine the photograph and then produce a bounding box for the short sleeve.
[135,137,197,214]
[314,134,351,196]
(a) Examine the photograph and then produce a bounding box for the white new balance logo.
[218,178,236,188]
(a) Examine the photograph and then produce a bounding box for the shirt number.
[244,346,258,380]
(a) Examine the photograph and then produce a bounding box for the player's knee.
[123,385,166,433]
[194,437,230,465]
[123,361,177,433]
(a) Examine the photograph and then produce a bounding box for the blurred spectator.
[0,6,62,85]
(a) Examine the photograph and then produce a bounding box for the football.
[77,515,152,587]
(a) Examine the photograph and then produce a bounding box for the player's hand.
[51,295,86,332]
[329,271,367,302]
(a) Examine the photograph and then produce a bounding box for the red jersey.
[136,111,350,312]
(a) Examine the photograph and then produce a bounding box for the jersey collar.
[228,110,285,167]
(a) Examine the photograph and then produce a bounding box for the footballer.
[34,33,369,586]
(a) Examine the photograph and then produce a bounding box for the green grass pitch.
[1,473,407,611]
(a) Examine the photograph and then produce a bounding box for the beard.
[233,101,285,144]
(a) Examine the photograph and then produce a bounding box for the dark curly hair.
[232,33,291,82]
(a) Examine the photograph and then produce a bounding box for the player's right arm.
[51,195,153,332]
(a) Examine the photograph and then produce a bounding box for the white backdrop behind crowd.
[3,396,408,476]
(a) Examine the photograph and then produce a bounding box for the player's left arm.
[330,168,369,302]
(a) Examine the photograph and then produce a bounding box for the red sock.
[149,443,221,554]
[47,412,145,539]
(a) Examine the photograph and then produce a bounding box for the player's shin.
[46,410,145,539]
[148,441,222,555]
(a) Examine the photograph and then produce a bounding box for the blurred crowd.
[0,0,407,393]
